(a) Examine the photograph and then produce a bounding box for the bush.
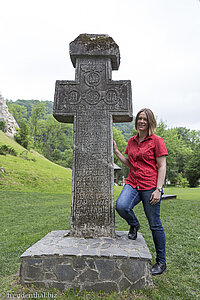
[0,120,6,132]
[176,173,189,188]
[14,119,29,149]
[0,145,17,156]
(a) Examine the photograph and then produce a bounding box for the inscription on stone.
[53,34,133,238]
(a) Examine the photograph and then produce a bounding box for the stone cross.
[53,34,133,238]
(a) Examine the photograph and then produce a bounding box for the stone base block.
[20,230,152,292]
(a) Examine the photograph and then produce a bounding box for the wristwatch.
[156,187,162,192]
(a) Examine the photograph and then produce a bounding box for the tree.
[38,116,62,158]
[114,120,135,142]
[14,119,30,149]
[30,102,46,147]
[6,102,28,127]
[156,122,190,184]
[35,115,73,165]
[184,145,200,187]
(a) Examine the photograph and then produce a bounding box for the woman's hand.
[150,189,161,205]
[113,140,118,153]
[113,140,131,168]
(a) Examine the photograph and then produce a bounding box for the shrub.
[0,145,17,156]
[14,119,29,149]
[0,120,6,132]
[177,173,189,188]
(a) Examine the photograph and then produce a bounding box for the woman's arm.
[156,155,167,188]
[150,155,166,205]
[113,140,131,168]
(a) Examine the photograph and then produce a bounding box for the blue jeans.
[116,184,166,264]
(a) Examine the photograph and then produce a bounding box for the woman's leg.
[139,189,166,264]
[116,184,141,227]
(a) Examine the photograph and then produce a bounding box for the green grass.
[0,131,200,299]
[1,188,199,299]
[0,131,72,193]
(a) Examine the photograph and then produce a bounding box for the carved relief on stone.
[53,34,133,238]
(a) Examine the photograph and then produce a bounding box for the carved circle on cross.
[85,90,101,105]
[68,90,80,104]
[85,71,101,87]
[104,89,119,105]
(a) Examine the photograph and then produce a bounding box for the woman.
[113,108,168,276]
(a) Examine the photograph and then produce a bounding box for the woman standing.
[113,108,168,276]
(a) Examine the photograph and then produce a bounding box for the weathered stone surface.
[53,34,133,238]
[45,272,57,280]
[20,230,153,291]
[111,268,122,280]
[77,269,99,282]
[121,260,145,282]
[26,258,43,266]
[87,259,96,269]
[95,259,115,280]
[43,257,60,271]
[20,230,151,260]
[69,34,120,70]
[23,265,43,281]
[119,277,131,290]
[74,257,87,269]
[55,265,77,281]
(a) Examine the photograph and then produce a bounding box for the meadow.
[0,132,199,299]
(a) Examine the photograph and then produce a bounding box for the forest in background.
[2,99,200,188]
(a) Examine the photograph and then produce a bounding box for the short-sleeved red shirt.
[125,134,168,190]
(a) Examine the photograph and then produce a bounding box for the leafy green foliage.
[7,100,73,168]
[113,120,135,142]
[0,120,6,132]
[185,145,200,187]
[7,99,53,119]
[30,102,46,146]
[0,145,17,156]
[176,173,189,187]
[14,119,30,149]
[6,102,28,125]
[156,122,200,187]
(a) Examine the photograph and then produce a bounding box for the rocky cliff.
[0,93,19,138]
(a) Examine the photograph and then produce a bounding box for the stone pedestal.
[20,230,152,292]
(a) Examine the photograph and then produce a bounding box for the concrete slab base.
[20,230,153,292]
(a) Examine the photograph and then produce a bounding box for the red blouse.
[125,134,168,190]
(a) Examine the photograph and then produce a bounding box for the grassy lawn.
[0,132,199,299]
[0,187,199,299]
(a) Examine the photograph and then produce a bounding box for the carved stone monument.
[53,34,132,238]
[20,34,152,292]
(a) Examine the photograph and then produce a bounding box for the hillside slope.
[0,131,72,193]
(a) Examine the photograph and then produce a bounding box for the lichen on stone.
[71,34,119,51]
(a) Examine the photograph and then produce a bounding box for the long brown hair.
[135,108,157,136]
